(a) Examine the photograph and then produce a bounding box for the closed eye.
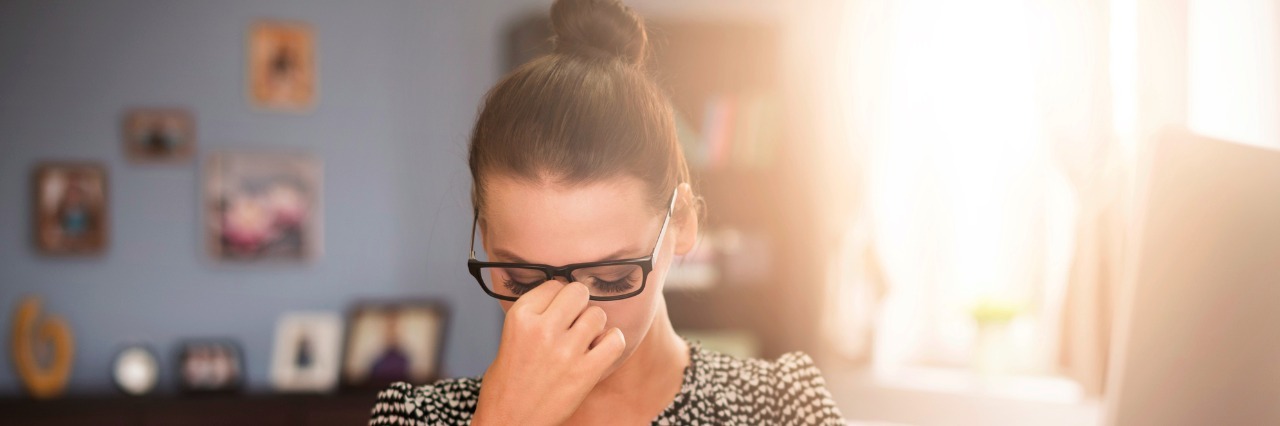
[501,278,541,295]
[585,276,637,294]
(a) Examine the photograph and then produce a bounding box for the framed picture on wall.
[203,150,322,262]
[247,20,316,111]
[341,300,448,389]
[270,311,343,393]
[32,162,108,255]
[176,339,244,394]
[122,107,195,163]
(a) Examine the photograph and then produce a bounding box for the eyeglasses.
[467,187,678,302]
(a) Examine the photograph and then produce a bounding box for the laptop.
[1107,129,1280,425]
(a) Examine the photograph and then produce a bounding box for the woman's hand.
[472,281,626,426]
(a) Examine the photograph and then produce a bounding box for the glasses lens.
[479,266,549,299]
[571,264,645,297]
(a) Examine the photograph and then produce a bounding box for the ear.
[672,182,699,256]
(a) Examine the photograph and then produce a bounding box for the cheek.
[596,283,661,340]
[598,242,675,338]
[649,235,678,293]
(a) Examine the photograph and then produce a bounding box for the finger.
[569,306,607,346]
[544,282,591,329]
[510,279,562,315]
[585,327,625,370]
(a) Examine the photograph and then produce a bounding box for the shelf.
[0,393,376,426]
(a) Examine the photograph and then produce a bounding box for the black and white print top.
[369,339,846,425]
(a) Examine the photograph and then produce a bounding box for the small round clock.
[112,345,159,396]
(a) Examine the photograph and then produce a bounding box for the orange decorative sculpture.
[10,296,75,399]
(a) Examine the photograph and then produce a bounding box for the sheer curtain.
[816,0,1124,390]
[810,0,1278,399]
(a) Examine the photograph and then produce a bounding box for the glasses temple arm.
[651,187,679,258]
[469,210,479,259]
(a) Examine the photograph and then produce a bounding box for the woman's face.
[479,175,696,372]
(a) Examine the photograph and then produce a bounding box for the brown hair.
[467,0,692,216]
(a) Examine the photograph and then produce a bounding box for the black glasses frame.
[468,187,678,302]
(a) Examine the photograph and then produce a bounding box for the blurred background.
[3,0,1280,425]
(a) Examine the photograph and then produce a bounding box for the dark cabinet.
[1,394,375,426]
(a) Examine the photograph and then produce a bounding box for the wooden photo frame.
[340,300,448,390]
[122,108,195,163]
[176,339,245,394]
[247,20,316,111]
[32,162,108,255]
[270,311,344,393]
[203,151,322,262]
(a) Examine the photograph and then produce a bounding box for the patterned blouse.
[369,339,846,425]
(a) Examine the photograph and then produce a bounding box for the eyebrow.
[492,245,645,265]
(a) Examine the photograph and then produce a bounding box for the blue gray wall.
[0,0,552,396]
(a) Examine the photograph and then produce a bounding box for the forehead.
[481,176,657,266]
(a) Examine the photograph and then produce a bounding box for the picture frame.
[340,300,448,390]
[176,339,244,394]
[247,19,316,112]
[32,162,108,255]
[203,150,322,262]
[270,311,343,393]
[121,107,195,163]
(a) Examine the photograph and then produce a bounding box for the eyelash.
[501,276,637,295]
[501,278,539,295]
[589,276,636,294]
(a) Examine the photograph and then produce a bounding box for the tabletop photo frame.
[340,300,448,390]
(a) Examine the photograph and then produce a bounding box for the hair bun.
[550,0,648,66]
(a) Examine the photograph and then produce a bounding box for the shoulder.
[694,346,845,425]
[767,352,844,422]
[696,347,828,396]
[370,378,481,425]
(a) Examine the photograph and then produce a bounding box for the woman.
[370,0,845,424]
